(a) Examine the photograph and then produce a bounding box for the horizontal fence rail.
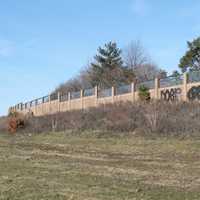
[83,88,95,97]
[115,84,132,95]
[71,91,81,100]
[136,80,155,91]
[160,75,183,88]
[10,71,200,116]
[60,93,68,102]
[188,71,200,83]
[98,88,112,98]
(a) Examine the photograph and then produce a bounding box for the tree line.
[55,37,200,94]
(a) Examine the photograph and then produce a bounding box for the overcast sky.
[0,0,200,115]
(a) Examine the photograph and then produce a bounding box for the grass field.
[0,131,200,200]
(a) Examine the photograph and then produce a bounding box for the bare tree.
[124,40,148,69]
[134,63,161,82]
[54,62,93,95]
[78,62,94,88]
[123,40,166,82]
[54,41,167,95]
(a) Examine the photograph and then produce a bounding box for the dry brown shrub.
[7,112,25,134]
[22,101,200,137]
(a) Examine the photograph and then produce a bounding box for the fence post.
[95,86,98,107]
[58,92,60,102]
[49,94,52,115]
[80,89,84,110]
[154,77,160,99]
[68,92,71,111]
[131,82,135,102]
[20,103,23,111]
[57,92,60,113]
[112,86,115,103]
[183,72,188,101]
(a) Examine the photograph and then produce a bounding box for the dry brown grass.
[0,131,200,199]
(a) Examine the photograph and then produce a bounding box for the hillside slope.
[0,132,200,199]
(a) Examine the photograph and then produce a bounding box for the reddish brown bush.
[7,112,25,134]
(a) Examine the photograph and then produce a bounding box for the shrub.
[138,85,150,101]
[7,112,25,134]
[22,101,200,137]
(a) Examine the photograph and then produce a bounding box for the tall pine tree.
[179,37,200,72]
[90,41,134,88]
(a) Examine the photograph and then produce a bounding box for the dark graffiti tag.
[161,88,182,101]
[187,86,200,101]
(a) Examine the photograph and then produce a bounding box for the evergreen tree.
[90,42,131,88]
[179,37,200,72]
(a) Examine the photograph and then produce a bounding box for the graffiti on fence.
[187,86,200,101]
[161,88,182,101]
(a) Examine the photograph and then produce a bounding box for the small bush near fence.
[138,85,151,101]
[8,112,26,134]
[19,101,200,137]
